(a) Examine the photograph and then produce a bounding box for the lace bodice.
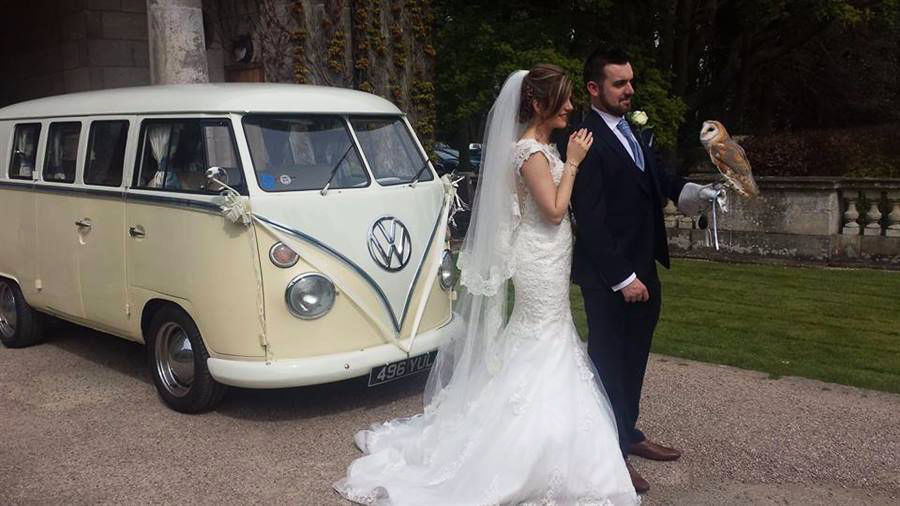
[508,138,574,327]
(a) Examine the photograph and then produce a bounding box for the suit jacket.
[566,110,686,290]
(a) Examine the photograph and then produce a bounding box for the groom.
[565,47,713,493]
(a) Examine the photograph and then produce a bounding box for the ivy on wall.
[290,1,307,83]
[264,0,436,147]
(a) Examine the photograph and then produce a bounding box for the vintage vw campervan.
[0,84,459,412]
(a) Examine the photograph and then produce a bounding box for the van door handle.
[75,219,92,230]
[129,226,145,238]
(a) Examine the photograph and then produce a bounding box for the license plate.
[368,350,438,387]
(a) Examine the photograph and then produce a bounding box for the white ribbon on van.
[208,177,270,360]
[403,174,458,354]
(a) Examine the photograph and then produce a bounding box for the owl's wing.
[710,139,759,197]
[710,139,750,174]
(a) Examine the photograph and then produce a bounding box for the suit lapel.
[588,111,651,197]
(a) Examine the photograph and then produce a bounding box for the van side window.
[9,123,41,180]
[43,122,82,184]
[85,120,128,187]
[243,115,369,192]
[135,119,244,193]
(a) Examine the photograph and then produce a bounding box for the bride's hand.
[566,128,593,168]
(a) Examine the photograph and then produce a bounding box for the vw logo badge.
[368,216,412,271]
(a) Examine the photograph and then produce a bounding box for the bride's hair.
[518,63,572,124]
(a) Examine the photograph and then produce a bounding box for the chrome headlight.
[285,273,336,319]
[269,242,299,268]
[438,250,455,290]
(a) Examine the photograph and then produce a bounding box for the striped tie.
[617,118,645,171]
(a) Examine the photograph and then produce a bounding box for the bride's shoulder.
[513,138,550,172]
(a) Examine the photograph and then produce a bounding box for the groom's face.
[588,62,634,117]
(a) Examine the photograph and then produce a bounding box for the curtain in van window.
[287,124,315,165]
[244,123,269,168]
[12,126,38,178]
[350,117,429,185]
[147,124,171,188]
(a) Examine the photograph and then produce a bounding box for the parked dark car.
[433,147,460,176]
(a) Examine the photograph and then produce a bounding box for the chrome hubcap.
[154,322,195,397]
[0,283,17,339]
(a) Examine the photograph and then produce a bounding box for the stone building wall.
[0,0,150,107]
[205,0,436,144]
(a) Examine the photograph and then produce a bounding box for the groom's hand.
[622,277,649,303]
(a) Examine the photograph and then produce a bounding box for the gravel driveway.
[1,323,898,505]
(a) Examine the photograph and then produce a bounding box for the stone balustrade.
[667,176,900,267]
[453,172,900,267]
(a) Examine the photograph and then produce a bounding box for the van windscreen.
[350,117,432,186]
[242,115,370,192]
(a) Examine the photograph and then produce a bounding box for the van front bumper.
[206,315,461,389]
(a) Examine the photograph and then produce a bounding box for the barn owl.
[699,120,759,198]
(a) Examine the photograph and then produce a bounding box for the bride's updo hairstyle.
[518,63,572,124]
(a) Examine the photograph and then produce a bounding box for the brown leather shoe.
[628,439,682,461]
[626,461,650,494]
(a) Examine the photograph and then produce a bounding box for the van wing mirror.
[205,166,229,191]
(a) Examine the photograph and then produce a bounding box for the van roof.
[0,83,403,120]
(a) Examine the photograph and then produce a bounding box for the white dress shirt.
[591,105,637,292]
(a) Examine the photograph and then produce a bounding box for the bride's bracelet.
[564,161,579,177]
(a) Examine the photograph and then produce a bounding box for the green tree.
[433,0,899,170]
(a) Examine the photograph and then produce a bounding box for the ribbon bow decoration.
[441,173,469,230]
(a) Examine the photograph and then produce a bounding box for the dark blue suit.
[565,110,686,456]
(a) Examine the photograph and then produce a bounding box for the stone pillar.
[886,191,900,238]
[842,192,861,235]
[147,0,209,84]
[664,199,678,228]
[863,191,883,236]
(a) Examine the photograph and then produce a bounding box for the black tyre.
[0,278,44,348]
[146,305,226,413]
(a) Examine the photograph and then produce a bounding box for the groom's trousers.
[581,275,662,458]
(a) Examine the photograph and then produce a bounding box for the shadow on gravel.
[218,373,428,422]
[42,318,149,384]
[38,318,427,420]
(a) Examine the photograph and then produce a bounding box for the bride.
[334,64,639,505]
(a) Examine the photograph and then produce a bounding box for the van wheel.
[0,278,44,348]
[147,305,226,413]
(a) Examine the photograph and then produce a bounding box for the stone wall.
[204,0,436,143]
[667,176,900,268]
[0,0,150,107]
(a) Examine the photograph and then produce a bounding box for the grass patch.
[569,259,900,394]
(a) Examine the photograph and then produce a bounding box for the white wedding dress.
[334,139,639,505]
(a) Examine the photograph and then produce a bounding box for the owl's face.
[699,121,721,146]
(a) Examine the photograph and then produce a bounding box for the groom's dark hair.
[583,47,630,86]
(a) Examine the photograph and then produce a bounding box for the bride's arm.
[520,130,592,225]
[520,153,574,225]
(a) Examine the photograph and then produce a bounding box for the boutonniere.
[629,110,648,127]
[628,110,654,146]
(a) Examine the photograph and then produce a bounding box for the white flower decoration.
[631,110,648,126]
